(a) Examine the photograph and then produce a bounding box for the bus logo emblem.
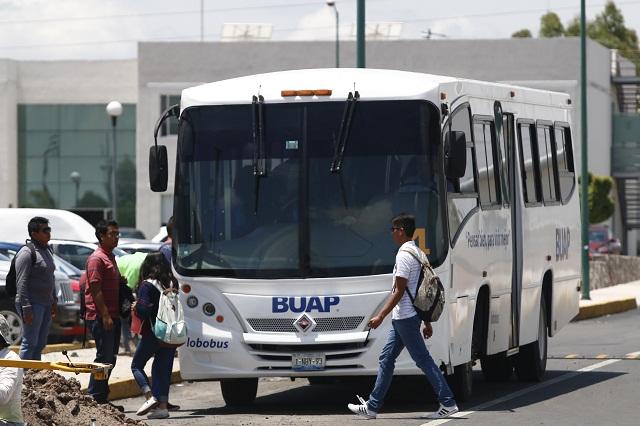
[294,313,316,333]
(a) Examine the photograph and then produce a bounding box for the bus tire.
[447,361,473,402]
[514,297,548,382]
[220,378,258,406]
[480,352,513,381]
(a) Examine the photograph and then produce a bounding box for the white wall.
[0,60,18,208]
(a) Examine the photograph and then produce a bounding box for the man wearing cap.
[0,314,24,425]
[15,216,57,361]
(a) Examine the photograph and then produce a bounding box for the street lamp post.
[106,101,123,222]
[326,0,339,68]
[70,171,81,207]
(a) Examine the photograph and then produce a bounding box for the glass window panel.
[474,122,491,205]
[519,124,538,203]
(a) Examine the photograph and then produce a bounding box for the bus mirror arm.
[149,104,179,192]
[444,131,467,179]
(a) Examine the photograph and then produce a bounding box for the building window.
[160,95,180,136]
[17,104,137,226]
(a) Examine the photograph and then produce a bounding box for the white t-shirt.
[0,347,23,424]
[392,241,422,320]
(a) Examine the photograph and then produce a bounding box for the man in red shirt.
[84,219,122,405]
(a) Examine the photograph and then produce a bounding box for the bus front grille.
[246,316,365,333]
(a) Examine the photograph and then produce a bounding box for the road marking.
[548,354,640,360]
[419,358,621,425]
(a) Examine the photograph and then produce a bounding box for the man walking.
[347,213,458,420]
[84,219,122,406]
[15,216,57,360]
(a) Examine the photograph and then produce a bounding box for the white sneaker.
[347,395,377,419]
[422,404,459,419]
[147,408,169,419]
[136,396,159,416]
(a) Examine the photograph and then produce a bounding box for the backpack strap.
[398,247,427,304]
[23,240,37,265]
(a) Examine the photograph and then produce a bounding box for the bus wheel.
[514,298,548,382]
[480,352,513,381]
[447,361,473,402]
[220,378,258,406]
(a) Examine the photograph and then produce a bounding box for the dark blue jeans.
[87,318,121,403]
[130,333,176,402]
[16,302,52,360]
[368,314,456,412]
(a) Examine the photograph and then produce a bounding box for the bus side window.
[537,123,560,204]
[447,104,478,245]
[518,122,542,205]
[554,124,576,203]
[473,118,501,208]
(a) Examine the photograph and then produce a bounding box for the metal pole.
[357,0,365,68]
[580,0,590,299]
[335,7,340,68]
[200,0,204,42]
[111,116,118,222]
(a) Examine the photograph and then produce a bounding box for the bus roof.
[181,68,570,109]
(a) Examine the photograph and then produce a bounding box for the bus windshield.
[174,100,445,278]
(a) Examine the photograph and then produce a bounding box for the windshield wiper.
[252,94,266,214]
[330,91,359,209]
[330,91,359,174]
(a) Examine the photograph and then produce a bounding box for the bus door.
[494,102,521,349]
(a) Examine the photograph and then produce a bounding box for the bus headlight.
[186,295,198,308]
[203,302,216,316]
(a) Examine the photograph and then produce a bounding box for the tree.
[587,1,640,68]
[539,12,564,37]
[565,16,580,37]
[588,173,615,224]
[512,29,532,38]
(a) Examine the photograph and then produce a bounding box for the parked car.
[589,225,622,255]
[0,258,80,345]
[117,239,162,254]
[120,227,147,240]
[0,208,96,244]
[49,240,127,270]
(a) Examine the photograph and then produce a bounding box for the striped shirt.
[392,241,422,320]
[84,246,121,320]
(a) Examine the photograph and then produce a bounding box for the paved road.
[120,308,640,425]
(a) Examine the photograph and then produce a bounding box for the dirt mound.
[22,369,146,426]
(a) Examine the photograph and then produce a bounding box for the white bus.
[149,68,581,405]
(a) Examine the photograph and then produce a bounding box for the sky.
[1,0,640,60]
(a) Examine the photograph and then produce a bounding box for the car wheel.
[0,309,23,346]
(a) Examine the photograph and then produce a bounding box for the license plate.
[292,353,325,371]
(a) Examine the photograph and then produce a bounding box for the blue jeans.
[130,333,176,402]
[367,314,456,412]
[87,318,121,403]
[17,302,52,360]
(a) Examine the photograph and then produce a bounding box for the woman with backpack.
[130,252,180,420]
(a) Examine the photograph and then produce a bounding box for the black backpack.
[4,242,37,299]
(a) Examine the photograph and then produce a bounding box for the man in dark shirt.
[15,216,57,360]
[84,219,122,405]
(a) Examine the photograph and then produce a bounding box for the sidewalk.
[39,344,181,401]
[576,280,640,320]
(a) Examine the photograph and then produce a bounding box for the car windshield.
[174,100,445,278]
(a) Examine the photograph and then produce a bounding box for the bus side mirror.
[149,145,168,192]
[445,131,467,178]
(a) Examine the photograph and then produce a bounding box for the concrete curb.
[94,371,182,401]
[574,297,638,321]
